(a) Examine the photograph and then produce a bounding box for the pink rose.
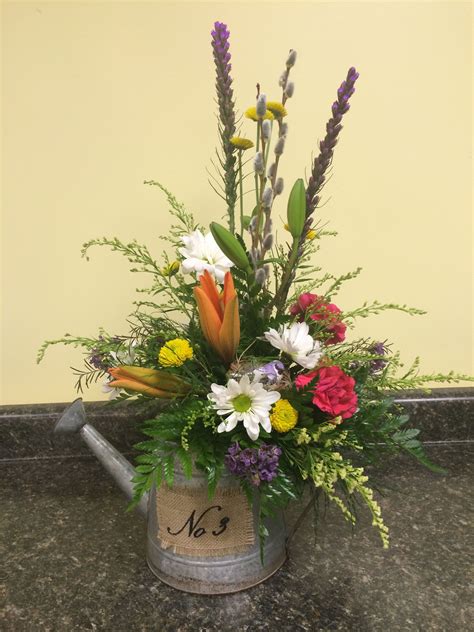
[296,366,358,420]
[290,293,346,345]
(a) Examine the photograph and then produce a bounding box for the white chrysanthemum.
[208,374,281,441]
[179,229,233,282]
[264,322,322,369]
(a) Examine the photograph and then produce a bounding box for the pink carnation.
[290,292,346,345]
[295,366,358,420]
[294,371,318,390]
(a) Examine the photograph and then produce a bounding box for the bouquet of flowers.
[39,21,471,550]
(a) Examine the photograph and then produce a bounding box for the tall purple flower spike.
[304,67,359,227]
[277,68,359,306]
[211,21,238,231]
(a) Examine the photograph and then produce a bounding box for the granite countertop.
[1,442,473,631]
[1,390,473,630]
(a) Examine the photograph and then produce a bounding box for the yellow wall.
[2,1,472,404]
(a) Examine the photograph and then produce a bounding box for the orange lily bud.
[193,270,240,363]
[108,365,190,398]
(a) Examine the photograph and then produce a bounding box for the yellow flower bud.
[162,261,180,276]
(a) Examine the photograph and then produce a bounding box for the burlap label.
[156,484,255,557]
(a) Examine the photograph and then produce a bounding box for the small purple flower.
[257,360,285,384]
[368,341,388,373]
[240,448,258,467]
[89,350,108,371]
[227,443,241,458]
[224,442,282,486]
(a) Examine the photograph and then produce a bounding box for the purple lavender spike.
[275,67,359,309]
[211,21,238,231]
[304,66,359,224]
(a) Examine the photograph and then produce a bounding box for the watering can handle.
[54,399,149,518]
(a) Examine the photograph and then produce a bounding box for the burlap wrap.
[156,484,255,557]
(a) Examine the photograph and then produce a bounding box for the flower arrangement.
[39,21,472,551]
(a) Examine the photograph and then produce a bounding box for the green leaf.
[392,428,420,443]
[406,443,447,474]
[163,453,175,487]
[206,461,223,500]
[176,447,193,479]
[155,463,163,489]
[135,465,153,474]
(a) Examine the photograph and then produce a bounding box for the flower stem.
[254,123,261,212]
[271,237,299,314]
[255,118,267,256]
[238,151,244,236]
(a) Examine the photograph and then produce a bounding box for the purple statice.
[256,360,285,384]
[225,442,282,487]
[211,21,238,231]
[368,341,388,373]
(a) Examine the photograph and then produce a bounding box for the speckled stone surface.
[1,388,473,460]
[394,387,474,441]
[0,400,161,460]
[1,444,472,631]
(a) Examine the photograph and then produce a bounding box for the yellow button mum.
[270,399,298,433]
[158,339,193,367]
[266,101,288,118]
[230,137,254,150]
[161,260,180,276]
[245,107,274,122]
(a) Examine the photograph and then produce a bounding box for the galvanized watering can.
[55,399,287,594]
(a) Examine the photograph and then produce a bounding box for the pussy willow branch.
[253,117,268,255]
[259,55,296,265]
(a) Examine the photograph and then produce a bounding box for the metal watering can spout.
[54,399,149,518]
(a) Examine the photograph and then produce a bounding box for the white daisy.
[179,229,233,282]
[264,322,323,369]
[208,374,281,441]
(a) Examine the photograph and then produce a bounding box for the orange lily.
[193,270,240,363]
[108,365,190,399]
